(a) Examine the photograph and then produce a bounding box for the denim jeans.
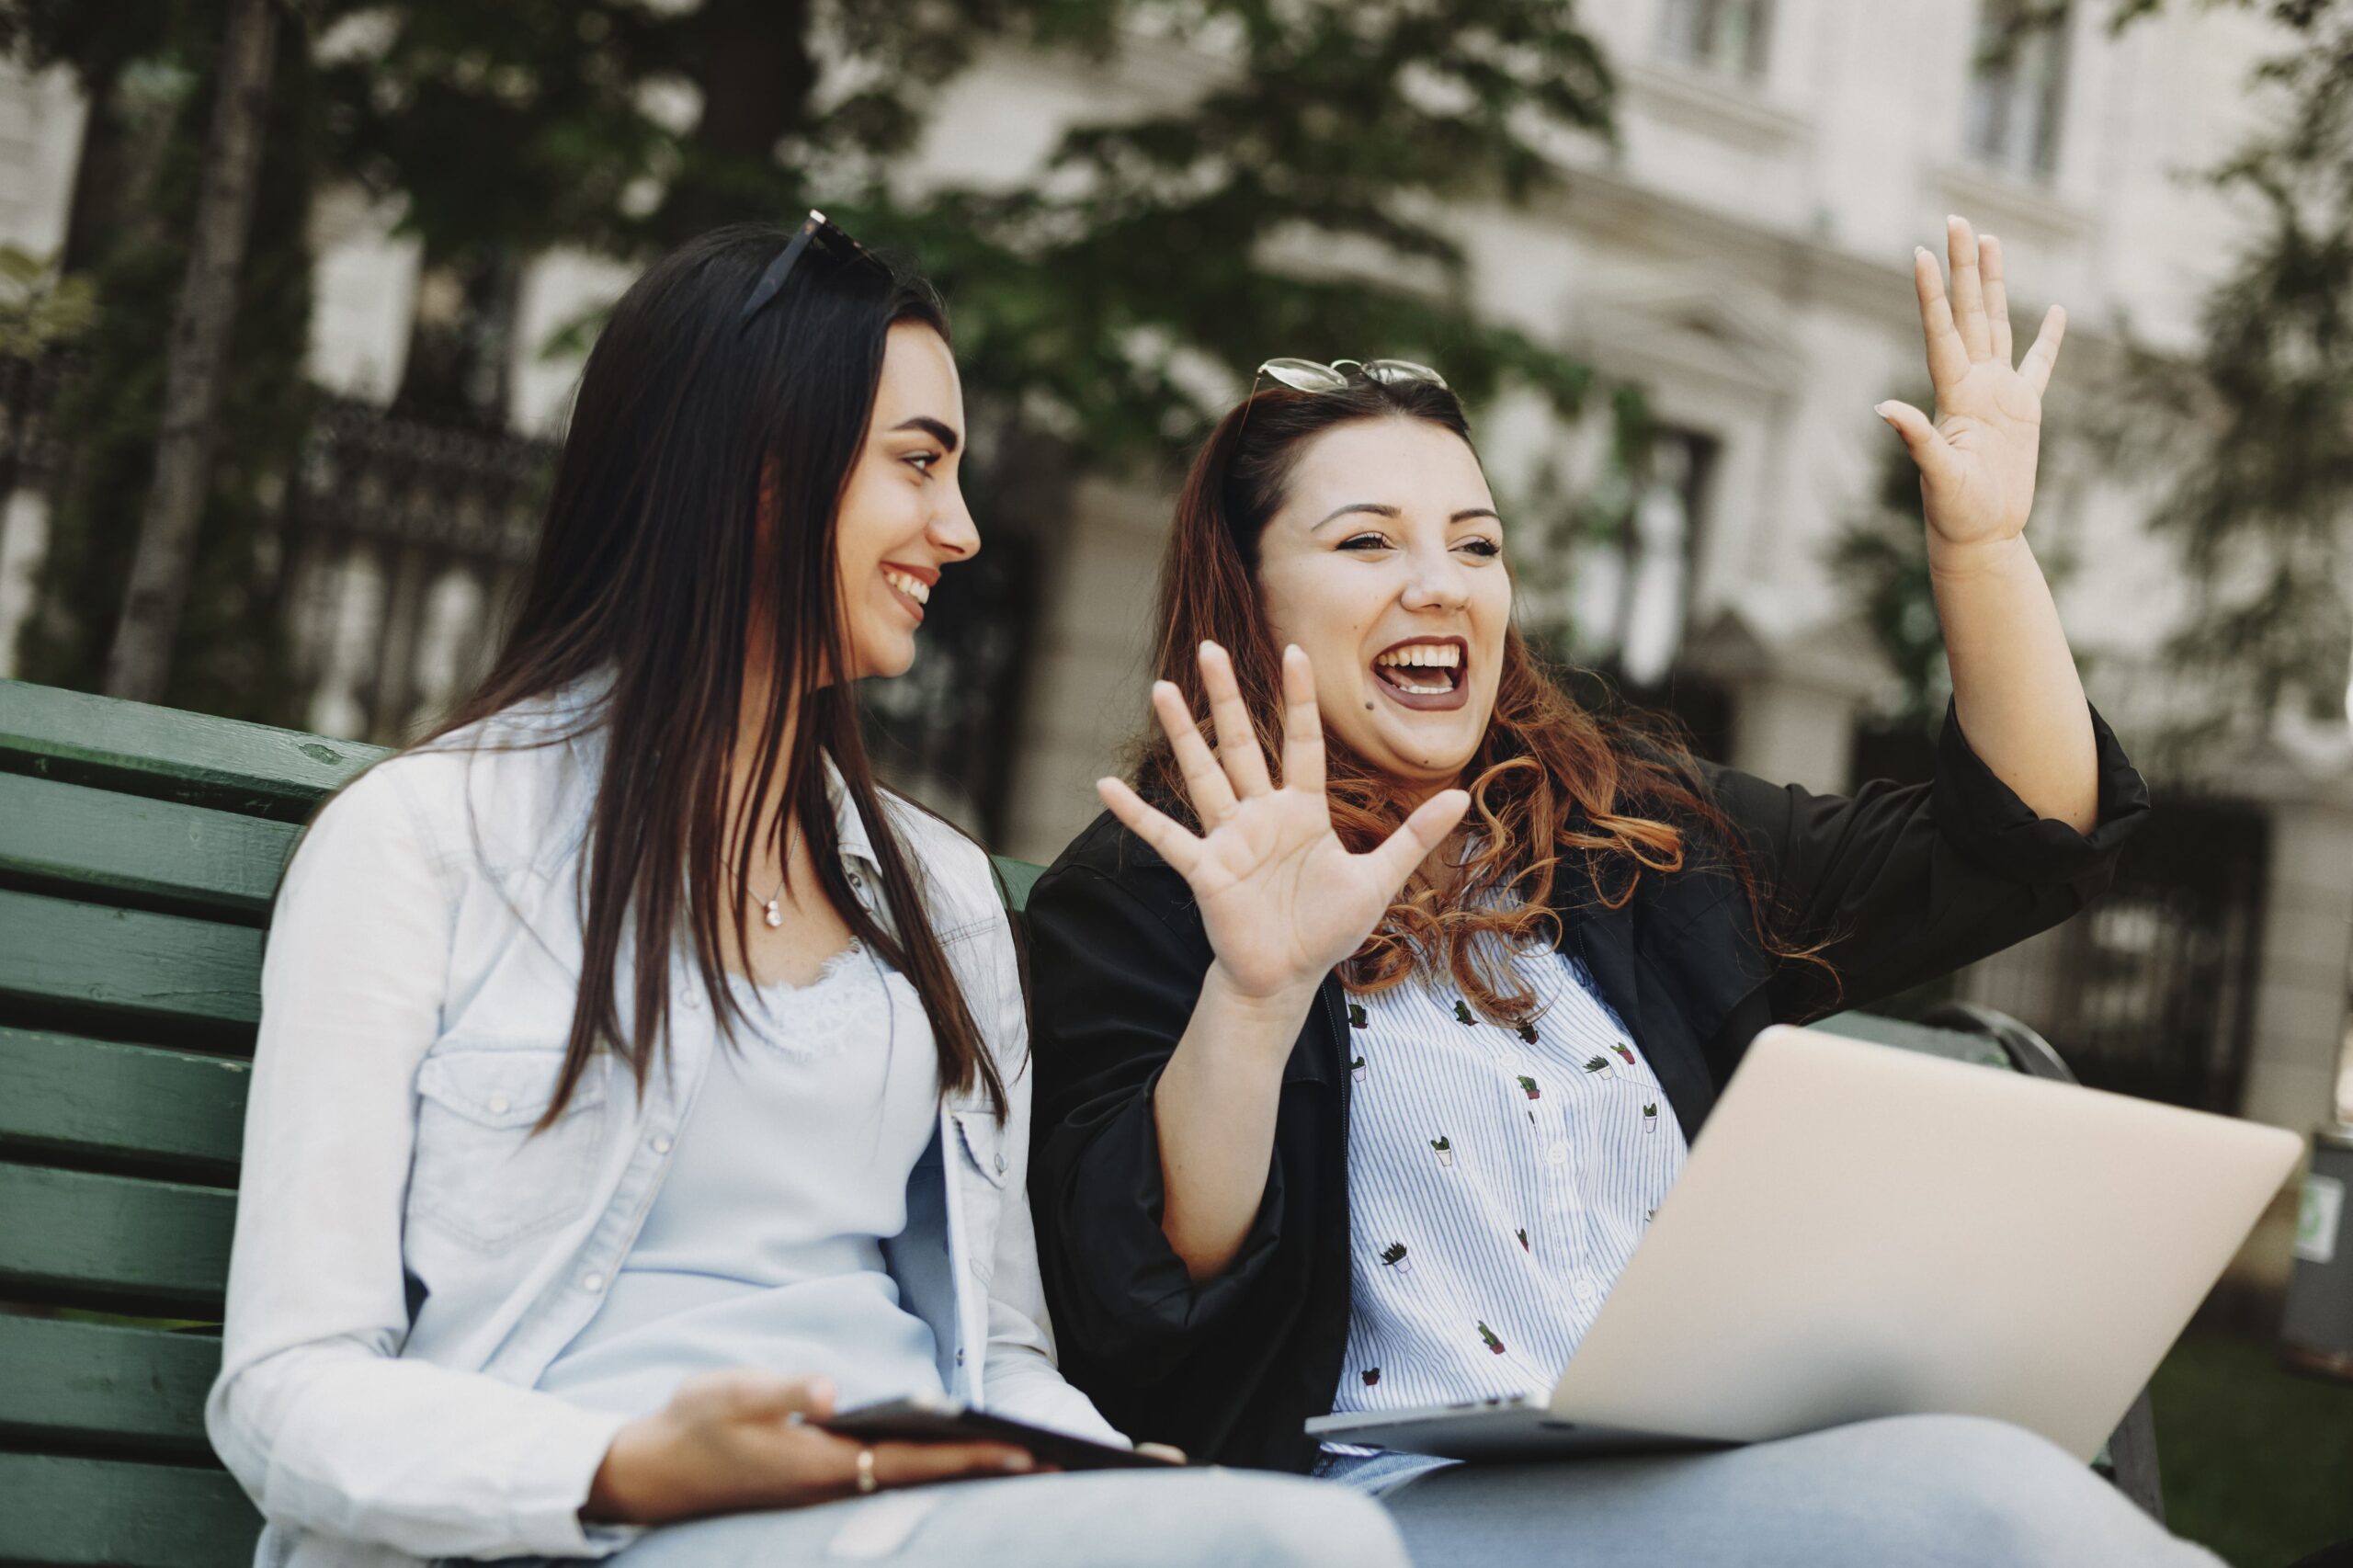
[1316,1415,2223,1568]
[506,1467,1407,1568]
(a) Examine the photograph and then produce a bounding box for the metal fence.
[282,396,551,745]
[1953,796,2269,1114]
[276,396,1040,838]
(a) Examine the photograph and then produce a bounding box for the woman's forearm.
[1151,963,1318,1283]
[1929,532,2098,833]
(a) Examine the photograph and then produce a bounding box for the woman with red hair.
[1023,219,2216,1566]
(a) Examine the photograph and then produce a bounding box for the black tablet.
[814,1395,1183,1472]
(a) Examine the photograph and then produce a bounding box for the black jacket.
[1023,703,2150,1472]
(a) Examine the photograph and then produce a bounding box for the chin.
[847,636,916,682]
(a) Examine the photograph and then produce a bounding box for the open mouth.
[881,563,934,620]
[1370,636,1470,711]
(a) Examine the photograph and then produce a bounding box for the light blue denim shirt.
[206,680,1119,1568]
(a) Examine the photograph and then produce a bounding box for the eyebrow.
[892,416,960,453]
[1311,502,1503,529]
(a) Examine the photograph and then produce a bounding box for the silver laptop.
[1306,1023,2302,1463]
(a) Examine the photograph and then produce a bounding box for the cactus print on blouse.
[1325,945,1687,1445]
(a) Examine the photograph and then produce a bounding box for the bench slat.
[0,1164,235,1312]
[0,1316,218,1456]
[0,678,381,823]
[0,1028,249,1178]
[0,772,298,924]
[992,855,1043,915]
[0,888,262,1046]
[0,1453,257,1568]
[1813,1010,2013,1069]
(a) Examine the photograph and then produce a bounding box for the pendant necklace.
[757,822,800,930]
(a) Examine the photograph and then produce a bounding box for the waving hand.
[1876,215,2066,553]
[1097,642,1470,1011]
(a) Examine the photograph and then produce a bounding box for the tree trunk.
[653,0,814,245]
[102,0,280,703]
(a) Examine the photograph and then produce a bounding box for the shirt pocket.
[408,1045,609,1251]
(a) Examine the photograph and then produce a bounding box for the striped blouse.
[1327,937,1688,1427]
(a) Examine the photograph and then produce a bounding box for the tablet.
[815,1394,1184,1471]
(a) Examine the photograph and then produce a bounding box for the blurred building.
[0,0,2344,1203]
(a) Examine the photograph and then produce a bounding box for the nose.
[1400,540,1470,613]
[931,476,980,562]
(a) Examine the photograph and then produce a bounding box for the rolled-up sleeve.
[1703,699,2150,1022]
[1025,858,1293,1384]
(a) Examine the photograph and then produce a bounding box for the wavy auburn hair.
[1140,376,1824,1024]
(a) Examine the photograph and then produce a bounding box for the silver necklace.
[754,821,799,930]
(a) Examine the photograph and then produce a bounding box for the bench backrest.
[0,678,2028,1567]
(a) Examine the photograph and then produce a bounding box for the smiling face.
[832,320,977,681]
[1253,415,1511,795]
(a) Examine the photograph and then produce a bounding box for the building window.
[1657,0,1774,79]
[1965,0,2072,179]
[1565,427,1715,690]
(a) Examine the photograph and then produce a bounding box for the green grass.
[2154,1327,2353,1567]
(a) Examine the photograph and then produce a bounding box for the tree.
[2101,1,2353,737]
[15,0,1625,722]
[319,1,1618,451]
[13,0,320,722]
[104,0,279,703]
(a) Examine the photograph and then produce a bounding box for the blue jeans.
[563,1467,1405,1567]
[1316,1415,2222,1568]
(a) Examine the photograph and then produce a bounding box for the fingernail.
[1002,1453,1035,1471]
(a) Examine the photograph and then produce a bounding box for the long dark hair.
[423,222,1005,1125]
[1142,375,1831,1023]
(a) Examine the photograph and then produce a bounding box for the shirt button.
[682,989,702,1010]
[651,1134,674,1155]
[994,1152,1008,1174]
[1572,1277,1599,1303]
[955,1348,966,1366]
[486,1093,511,1116]
[580,1271,606,1292]
[1547,1142,1570,1166]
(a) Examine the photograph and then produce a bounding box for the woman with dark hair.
[1025,220,2217,1565]
[206,219,1406,1568]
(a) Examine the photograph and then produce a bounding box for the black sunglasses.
[736,210,884,333]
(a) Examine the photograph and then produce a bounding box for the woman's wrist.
[1199,958,1323,1027]
[584,1415,674,1526]
[1925,528,2034,585]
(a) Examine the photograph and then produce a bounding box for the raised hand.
[1097,642,1470,1011]
[1877,215,2066,557]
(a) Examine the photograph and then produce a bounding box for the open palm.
[1097,643,1469,1004]
[1878,216,2067,552]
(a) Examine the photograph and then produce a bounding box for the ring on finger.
[856,1447,879,1494]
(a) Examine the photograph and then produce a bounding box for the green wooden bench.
[0,677,2159,1568]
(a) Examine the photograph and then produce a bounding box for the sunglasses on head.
[1255,357,1451,393]
[736,210,887,334]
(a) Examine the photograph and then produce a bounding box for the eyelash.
[1339,532,1503,558]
